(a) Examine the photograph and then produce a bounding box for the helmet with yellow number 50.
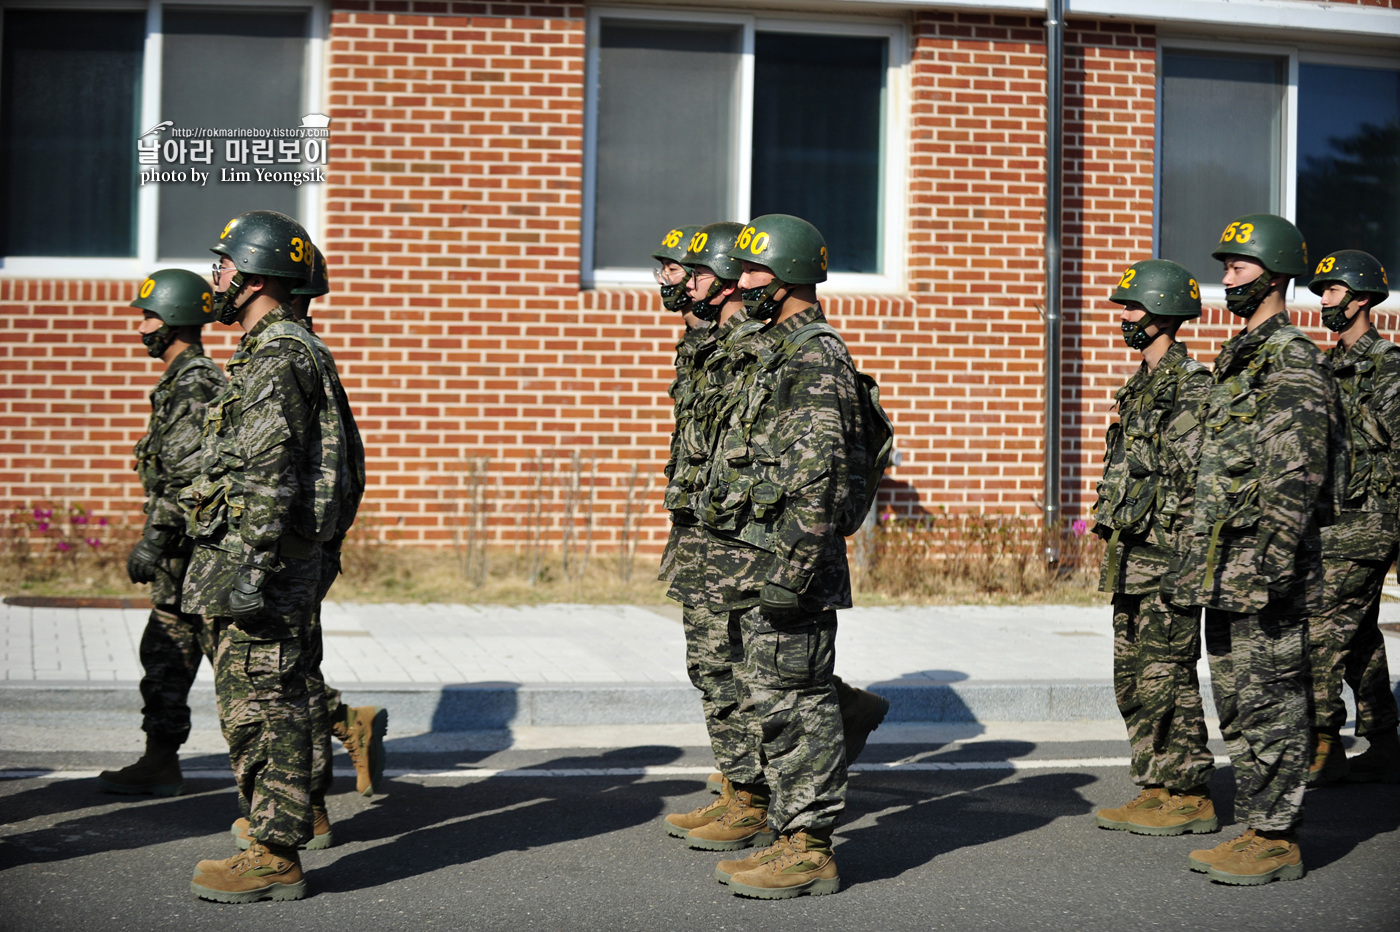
[130,268,216,359]
[1209,213,1309,277]
[726,214,828,284]
[1109,259,1202,318]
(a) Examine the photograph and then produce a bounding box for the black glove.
[126,530,169,584]
[228,573,265,619]
[759,582,802,617]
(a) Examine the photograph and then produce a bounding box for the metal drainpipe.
[1043,0,1065,563]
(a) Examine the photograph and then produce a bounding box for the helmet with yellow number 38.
[210,209,314,324]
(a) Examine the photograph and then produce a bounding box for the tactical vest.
[134,351,223,498]
[1093,348,1207,591]
[1334,336,1398,511]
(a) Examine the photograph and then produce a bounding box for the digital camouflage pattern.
[732,605,846,834]
[138,607,217,744]
[1111,592,1214,791]
[1094,340,1214,793]
[684,603,763,783]
[1312,327,1400,737]
[1094,341,1211,596]
[659,323,719,586]
[1173,312,1334,615]
[698,304,866,612]
[1204,607,1309,832]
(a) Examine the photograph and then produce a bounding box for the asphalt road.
[2,738,1398,932]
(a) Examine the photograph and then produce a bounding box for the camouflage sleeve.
[1165,366,1212,524]
[765,335,862,592]
[1373,347,1400,444]
[237,342,321,554]
[1255,341,1332,590]
[145,365,225,534]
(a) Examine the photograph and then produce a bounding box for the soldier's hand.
[759,582,802,617]
[228,575,264,619]
[126,533,167,584]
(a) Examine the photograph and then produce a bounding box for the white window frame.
[0,0,328,280]
[582,4,908,294]
[1155,35,1400,308]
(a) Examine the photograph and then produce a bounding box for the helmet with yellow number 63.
[727,214,828,284]
[1307,249,1388,306]
[1209,213,1308,277]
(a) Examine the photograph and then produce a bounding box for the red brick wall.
[0,1,1373,553]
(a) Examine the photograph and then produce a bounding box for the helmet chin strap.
[1224,271,1275,319]
[214,270,248,325]
[141,323,177,359]
[1321,289,1358,333]
[1120,312,1160,351]
[741,280,786,320]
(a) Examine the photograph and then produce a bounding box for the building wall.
[0,0,1376,550]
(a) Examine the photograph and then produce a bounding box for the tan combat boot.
[1188,828,1258,873]
[333,705,387,797]
[191,841,307,903]
[1206,831,1305,885]
[715,835,795,885]
[836,679,891,766]
[1346,729,1400,784]
[686,788,775,851]
[728,831,840,899]
[665,779,732,837]
[228,808,333,852]
[1095,786,1170,830]
[707,771,725,794]
[1116,788,1218,836]
[1307,730,1348,786]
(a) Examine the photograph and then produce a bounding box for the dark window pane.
[1297,63,1400,286]
[158,8,307,260]
[0,10,143,257]
[1159,52,1284,283]
[751,33,885,274]
[593,21,739,270]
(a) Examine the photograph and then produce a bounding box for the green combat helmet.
[210,209,315,324]
[1210,213,1309,318]
[652,224,703,313]
[726,213,828,319]
[1309,249,1390,332]
[130,268,215,359]
[292,244,330,299]
[681,221,744,321]
[1110,259,1202,350]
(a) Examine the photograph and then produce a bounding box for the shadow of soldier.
[310,745,690,894]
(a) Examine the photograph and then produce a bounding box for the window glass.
[159,9,308,260]
[1297,63,1400,284]
[0,10,144,257]
[593,21,740,271]
[1159,52,1284,282]
[752,32,886,274]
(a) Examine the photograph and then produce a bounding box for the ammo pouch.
[179,474,244,541]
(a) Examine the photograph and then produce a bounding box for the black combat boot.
[97,732,184,796]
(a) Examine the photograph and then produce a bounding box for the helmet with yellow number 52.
[1209,213,1308,277]
[1109,259,1202,318]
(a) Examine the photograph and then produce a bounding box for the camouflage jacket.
[1323,326,1400,562]
[135,345,226,539]
[697,304,866,612]
[1094,341,1211,595]
[1172,311,1333,614]
[661,311,764,599]
[180,305,326,616]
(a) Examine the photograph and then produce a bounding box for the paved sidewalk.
[2,598,1397,737]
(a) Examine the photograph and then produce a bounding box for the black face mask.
[1224,271,1274,319]
[1321,289,1357,333]
[659,274,692,313]
[741,280,785,320]
[213,270,247,325]
[141,322,177,359]
[1120,312,1160,351]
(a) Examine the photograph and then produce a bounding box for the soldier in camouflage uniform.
[1174,214,1334,886]
[1306,249,1400,785]
[696,214,861,900]
[182,210,344,904]
[98,270,224,798]
[1091,260,1218,837]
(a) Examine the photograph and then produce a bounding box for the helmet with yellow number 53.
[1209,213,1308,277]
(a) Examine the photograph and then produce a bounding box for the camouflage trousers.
[213,608,315,849]
[1204,607,1309,833]
[138,605,216,744]
[1309,556,1400,737]
[683,603,763,783]
[305,608,338,807]
[732,605,847,834]
[1112,592,1214,791]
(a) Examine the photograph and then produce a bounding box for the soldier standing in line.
[698,214,863,899]
[1091,260,1218,836]
[180,209,350,903]
[1174,213,1334,886]
[98,270,225,798]
[1305,249,1400,786]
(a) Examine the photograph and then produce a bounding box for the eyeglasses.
[653,264,690,286]
[211,262,237,287]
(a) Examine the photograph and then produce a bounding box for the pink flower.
[71,514,88,526]
[56,541,71,552]
[1071,519,1088,538]
[86,537,101,548]
[35,521,49,532]
[33,508,52,520]
[98,517,109,527]
[880,511,893,523]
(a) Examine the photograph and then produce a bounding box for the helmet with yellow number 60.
[726,213,828,284]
